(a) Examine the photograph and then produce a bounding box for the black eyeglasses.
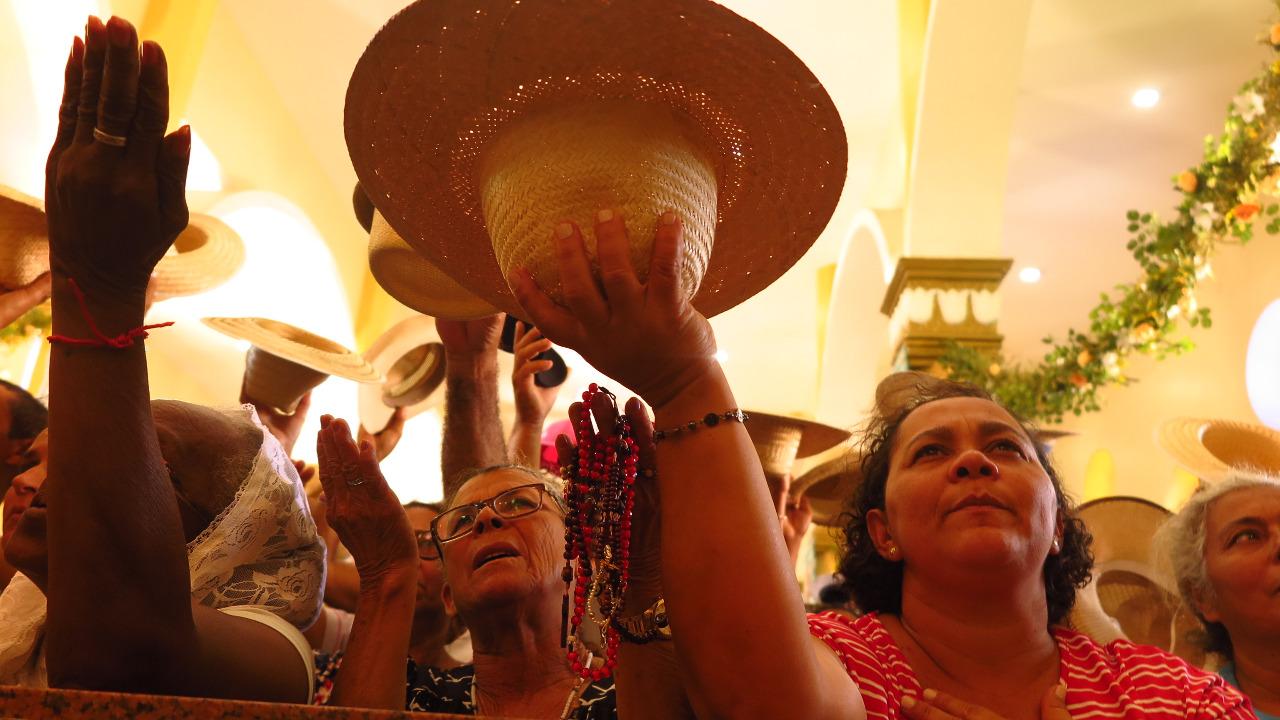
[414,529,440,560]
[431,483,564,545]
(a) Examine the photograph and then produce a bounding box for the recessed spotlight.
[714,350,729,363]
[1018,267,1042,284]
[1131,88,1160,109]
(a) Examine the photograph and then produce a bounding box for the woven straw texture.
[152,214,245,301]
[242,346,328,415]
[359,315,448,432]
[203,317,381,383]
[1157,417,1280,482]
[0,186,49,289]
[480,100,716,307]
[345,0,846,319]
[792,450,863,527]
[368,210,497,320]
[748,411,851,465]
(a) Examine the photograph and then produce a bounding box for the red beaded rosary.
[560,383,637,682]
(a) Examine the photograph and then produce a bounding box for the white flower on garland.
[1233,91,1265,122]
[1191,201,1219,232]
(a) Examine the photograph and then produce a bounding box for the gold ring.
[92,127,128,147]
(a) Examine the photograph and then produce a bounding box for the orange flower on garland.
[1232,202,1261,220]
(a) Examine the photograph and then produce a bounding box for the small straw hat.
[0,186,49,289]
[345,0,846,320]
[1,184,242,300]
[1068,496,1204,665]
[151,214,245,301]
[791,450,863,527]
[1156,417,1280,483]
[203,317,382,415]
[358,315,447,433]
[368,209,498,320]
[746,412,851,478]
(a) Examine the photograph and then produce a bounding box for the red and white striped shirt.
[807,612,1253,719]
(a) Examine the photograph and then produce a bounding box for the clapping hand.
[316,415,416,583]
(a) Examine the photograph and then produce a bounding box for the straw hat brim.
[0,185,50,289]
[1067,496,1197,658]
[151,214,246,301]
[749,411,852,459]
[792,451,863,527]
[368,210,499,321]
[358,316,447,432]
[203,317,381,383]
[345,0,846,320]
[1156,417,1280,482]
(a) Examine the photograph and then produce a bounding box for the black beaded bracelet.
[652,409,748,443]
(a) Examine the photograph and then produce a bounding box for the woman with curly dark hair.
[513,210,1256,719]
[835,378,1094,629]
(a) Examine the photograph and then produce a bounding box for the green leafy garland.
[937,14,1280,424]
[0,304,50,346]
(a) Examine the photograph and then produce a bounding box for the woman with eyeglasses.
[313,413,618,719]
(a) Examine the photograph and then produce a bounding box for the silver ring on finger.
[346,478,366,487]
[92,127,128,147]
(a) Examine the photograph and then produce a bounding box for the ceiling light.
[1131,88,1160,109]
[1018,267,1041,284]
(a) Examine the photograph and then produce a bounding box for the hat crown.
[478,99,717,309]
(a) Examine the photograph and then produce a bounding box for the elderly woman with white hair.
[1158,470,1280,720]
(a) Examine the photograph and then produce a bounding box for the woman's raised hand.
[509,210,716,410]
[556,392,662,603]
[316,415,417,583]
[45,16,190,302]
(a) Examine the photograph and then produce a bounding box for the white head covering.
[0,404,325,686]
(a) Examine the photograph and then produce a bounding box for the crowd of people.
[0,9,1277,720]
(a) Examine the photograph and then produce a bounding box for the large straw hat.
[368,209,498,320]
[203,317,382,415]
[791,450,863,527]
[1156,417,1280,483]
[1068,496,1204,665]
[151,214,245,301]
[746,412,851,478]
[1,184,242,300]
[358,316,447,432]
[0,186,49,289]
[345,0,846,320]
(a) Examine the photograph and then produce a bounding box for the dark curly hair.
[836,379,1093,626]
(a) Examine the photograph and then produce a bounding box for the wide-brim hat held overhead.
[204,317,382,415]
[791,450,863,527]
[746,412,851,478]
[355,182,499,320]
[1,184,243,299]
[358,315,448,432]
[1067,496,1204,666]
[1156,417,1280,483]
[345,0,847,321]
[0,186,49,290]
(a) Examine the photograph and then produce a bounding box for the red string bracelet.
[46,278,172,349]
